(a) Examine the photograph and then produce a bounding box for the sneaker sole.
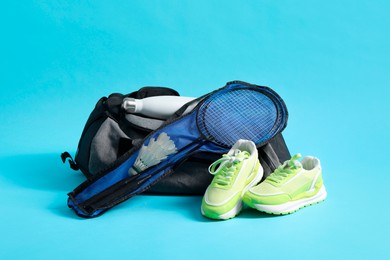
[201,162,264,220]
[201,200,243,220]
[253,185,327,215]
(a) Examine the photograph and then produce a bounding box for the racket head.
[196,83,287,148]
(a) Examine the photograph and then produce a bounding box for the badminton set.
[63,81,289,217]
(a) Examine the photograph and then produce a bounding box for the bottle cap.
[122,98,137,113]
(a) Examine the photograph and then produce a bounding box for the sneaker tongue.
[283,156,302,170]
[292,160,302,168]
[232,149,250,158]
[287,153,302,169]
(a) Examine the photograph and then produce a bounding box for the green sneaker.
[243,153,327,215]
[201,140,263,220]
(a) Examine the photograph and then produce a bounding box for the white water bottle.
[122,96,196,119]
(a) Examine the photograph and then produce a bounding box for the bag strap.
[61,152,79,171]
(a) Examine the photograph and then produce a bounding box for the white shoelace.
[208,150,248,186]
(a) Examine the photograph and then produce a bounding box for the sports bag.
[62,81,290,217]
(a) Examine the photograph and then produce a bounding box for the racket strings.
[197,88,284,147]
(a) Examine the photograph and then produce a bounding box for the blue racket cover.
[68,81,288,217]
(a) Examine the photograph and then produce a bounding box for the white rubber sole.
[201,200,243,220]
[253,185,327,215]
[201,163,264,220]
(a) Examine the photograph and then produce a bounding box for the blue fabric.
[74,111,200,203]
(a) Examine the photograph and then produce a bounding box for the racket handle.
[122,96,196,119]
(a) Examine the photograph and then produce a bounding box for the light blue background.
[1,1,389,259]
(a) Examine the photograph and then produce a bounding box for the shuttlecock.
[129,132,177,175]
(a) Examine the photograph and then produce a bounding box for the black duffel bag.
[62,85,291,195]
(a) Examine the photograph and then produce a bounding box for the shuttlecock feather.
[129,132,177,175]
